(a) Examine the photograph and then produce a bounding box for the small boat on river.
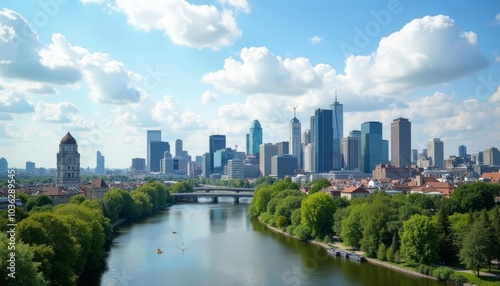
[156,248,163,254]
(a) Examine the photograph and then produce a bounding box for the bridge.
[172,192,253,203]
[193,185,255,193]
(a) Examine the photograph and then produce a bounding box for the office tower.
[303,143,314,172]
[428,138,444,169]
[26,161,35,174]
[458,145,467,158]
[213,148,236,173]
[201,153,210,178]
[382,140,389,164]
[314,108,333,173]
[248,120,263,156]
[260,143,278,176]
[57,132,80,187]
[175,139,183,157]
[303,129,311,145]
[390,117,412,168]
[147,130,161,172]
[342,130,362,170]
[271,154,297,178]
[275,141,289,155]
[289,107,302,169]
[330,94,343,169]
[209,134,226,174]
[150,141,170,172]
[246,134,250,155]
[412,149,418,165]
[96,151,105,175]
[484,147,500,166]
[227,159,244,179]
[361,121,383,173]
[471,151,484,165]
[0,157,7,173]
[131,158,146,172]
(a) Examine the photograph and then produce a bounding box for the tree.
[25,195,53,212]
[452,182,499,213]
[459,219,491,277]
[68,194,86,205]
[274,195,304,225]
[0,233,47,286]
[360,199,392,258]
[248,185,273,216]
[480,208,494,271]
[400,214,438,265]
[300,192,335,238]
[435,204,455,263]
[491,206,500,269]
[341,203,367,249]
[309,178,331,194]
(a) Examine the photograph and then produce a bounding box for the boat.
[156,248,163,254]
[172,231,177,234]
[348,252,367,262]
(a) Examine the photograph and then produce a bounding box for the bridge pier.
[192,196,198,202]
[234,197,239,204]
[212,197,218,203]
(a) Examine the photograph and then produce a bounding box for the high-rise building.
[275,141,289,155]
[271,154,297,178]
[131,158,146,172]
[96,151,105,175]
[330,94,343,170]
[209,135,226,174]
[201,153,210,178]
[458,145,467,158]
[0,157,7,173]
[471,152,484,165]
[26,161,35,174]
[314,108,333,173]
[175,139,183,157]
[147,130,161,172]
[56,132,80,187]
[382,140,389,164]
[428,138,444,169]
[303,143,314,172]
[289,107,302,169]
[412,149,418,165]
[342,130,361,170]
[150,141,170,172]
[361,121,383,173]
[484,147,500,166]
[303,129,311,145]
[227,159,244,179]
[213,148,237,174]
[260,143,278,177]
[248,120,263,156]
[390,117,412,168]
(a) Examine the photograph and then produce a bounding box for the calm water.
[79,198,444,286]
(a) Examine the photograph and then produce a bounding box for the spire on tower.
[290,104,299,118]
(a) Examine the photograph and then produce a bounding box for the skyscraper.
[96,151,105,175]
[330,94,343,169]
[289,106,302,169]
[412,149,418,165]
[175,139,183,157]
[314,108,333,173]
[484,147,500,166]
[0,157,7,173]
[26,161,35,174]
[390,117,412,168]
[428,138,444,169]
[458,145,467,158]
[147,130,161,172]
[150,141,170,172]
[342,130,361,170]
[248,120,262,156]
[361,121,383,173]
[131,158,145,172]
[260,143,278,176]
[209,134,226,174]
[57,132,80,187]
[275,141,289,155]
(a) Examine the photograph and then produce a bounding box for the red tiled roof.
[342,186,369,193]
[481,172,500,182]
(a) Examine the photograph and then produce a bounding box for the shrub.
[386,245,395,262]
[276,215,287,229]
[293,225,312,240]
[377,243,387,261]
[448,273,467,284]
[415,264,434,276]
[432,266,454,281]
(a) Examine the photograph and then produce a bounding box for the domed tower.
[56,132,81,187]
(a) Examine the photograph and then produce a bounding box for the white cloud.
[491,13,500,25]
[106,0,244,49]
[0,91,34,113]
[310,35,322,44]
[0,113,12,120]
[34,102,79,123]
[488,85,500,103]
[152,95,207,130]
[0,9,82,84]
[200,90,218,104]
[202,46,329,95]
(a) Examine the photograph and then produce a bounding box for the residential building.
[341,187,370,200]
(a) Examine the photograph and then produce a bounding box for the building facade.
[361,121,383,173]
[271,154,297,179]
[131,158,146,172]
[56,132,80,187]
[227,159,244,179]
[146,130,161,172]
[390,117,412,168]
[342,130,361,170]
[428,138,444,169]
[314,108,333,173]
[330,95,343,170]
[259,143,278,177]
[150,141,170,172]
[96,151,105,175]
[248,120,263,156]
[209,135,226,174]
[484,147,500,166]
[289,110,302,169]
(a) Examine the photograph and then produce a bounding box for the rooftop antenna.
[334,90,338,103]
[290,104,299,118]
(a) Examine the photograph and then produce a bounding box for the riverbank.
[258,218,438,281]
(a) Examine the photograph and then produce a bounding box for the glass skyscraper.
[330,95,343,170]
[361,121,383,173]
[147,130,161,172]
[313,108,333,173]
[209,134,226,174]
[248,120,262,156]
[289,110,301,169]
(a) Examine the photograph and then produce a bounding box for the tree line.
[249,179,500,283]
[0,181,174,286]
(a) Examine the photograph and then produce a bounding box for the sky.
[0,0,499,169]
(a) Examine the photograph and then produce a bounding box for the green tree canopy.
[452,182,500,213]
[459,219,492,276]
[300,192,335,238]
[341,203,368,249]
[248,185,273,216]
[435,204,455,263]
[309,178,331,194]
[400,214,438,265]
[25,195,53,212]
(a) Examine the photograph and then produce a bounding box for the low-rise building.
[340,186,370,200]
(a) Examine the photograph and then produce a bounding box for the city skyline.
[1,1,500,168]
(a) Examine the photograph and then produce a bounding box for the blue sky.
[1,0,499,169]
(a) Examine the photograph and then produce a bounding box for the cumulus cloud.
[202,46,331,95]
[488,85,500,103]
[0,9,82,84]
[0,91,34,113]
[34,102,79,123]
[102,0,245,49]
[200,90,218,104]
[152,95,207,130]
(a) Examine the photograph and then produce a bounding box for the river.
[78,198,445,286]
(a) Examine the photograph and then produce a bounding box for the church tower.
[56,132,80,187]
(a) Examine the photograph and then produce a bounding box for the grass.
[456,271,500,286]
